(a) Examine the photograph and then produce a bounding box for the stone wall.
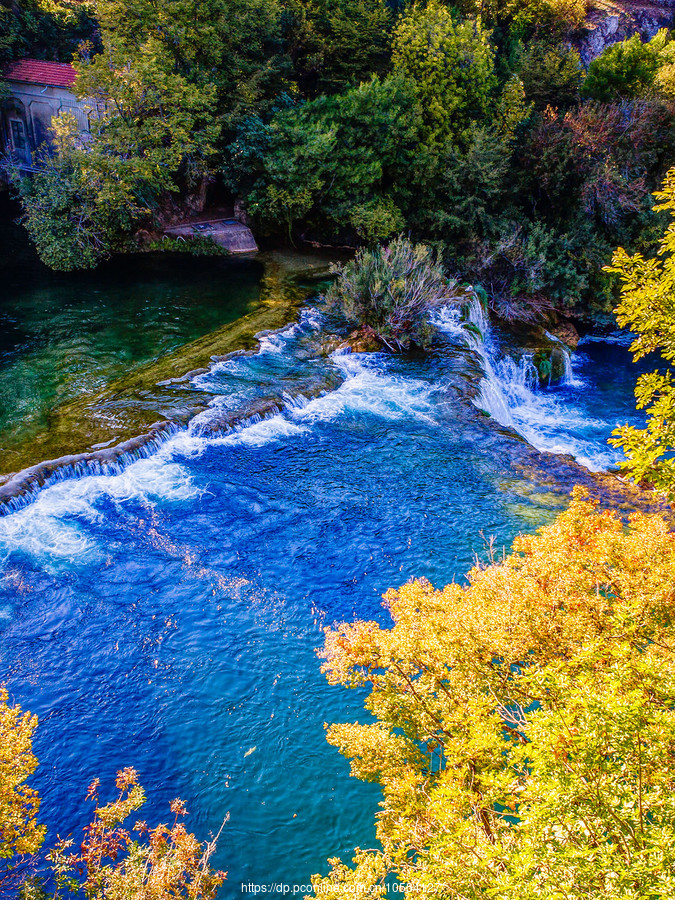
[1,81,93,166]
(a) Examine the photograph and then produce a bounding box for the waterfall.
[434,294,543,428]
[433,294,625,471]
[544,330,575,387]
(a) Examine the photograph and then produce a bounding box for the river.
[0,219,655,895]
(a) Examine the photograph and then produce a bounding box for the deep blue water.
[0,309,649,894]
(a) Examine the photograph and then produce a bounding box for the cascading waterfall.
[0,293,633,521]
[434,294,622,471]
[434,294,540,428]
[544,330,576,387]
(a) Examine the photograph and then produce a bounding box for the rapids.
[0,276,653,895]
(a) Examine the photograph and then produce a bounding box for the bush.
[583,31,669,101]
[325,237,460,351]
[518,43,583,110]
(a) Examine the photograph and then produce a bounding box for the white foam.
[211,415,307,447]
[0,453,200,571]
[286,352,436,427]
[431,304,467,339]
[446,296,623,471]
[254,320,306,356]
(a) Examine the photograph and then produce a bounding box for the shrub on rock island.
[325,237,460,352]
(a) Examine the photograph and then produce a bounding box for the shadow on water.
[0,196,337,475]
[0,198,263,468]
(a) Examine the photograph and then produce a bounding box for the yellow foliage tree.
[0,687,44,865]
[607,167,675,497]
[312,492,675,899]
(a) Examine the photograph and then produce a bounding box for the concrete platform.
[165,218,258,253]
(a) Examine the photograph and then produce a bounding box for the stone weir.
[0,250,336,480]
[0,370,344,512]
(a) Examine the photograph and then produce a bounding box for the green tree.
[583,30,671,101]
[283,0,392,96]
[506,0,586,36]
[15,113,143,270]
[391,0,496,145]
[606,166,675,497]
[406,125,512,253]
[312,492,675,899]
[75,36,220,192]
[518,42,582,110]
[0,0,96,68]
[233,75,422,242]
[15,2,221,270]
[87,0,282,113]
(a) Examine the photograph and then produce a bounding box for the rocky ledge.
[575,0,675,66]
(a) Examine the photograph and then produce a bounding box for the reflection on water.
[0,200,263,466]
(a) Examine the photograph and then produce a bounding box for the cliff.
[576,0,675,65]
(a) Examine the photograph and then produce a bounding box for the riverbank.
[0,246,337,484]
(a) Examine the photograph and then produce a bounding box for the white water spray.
[434,295,617,470]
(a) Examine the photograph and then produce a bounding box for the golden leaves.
[0,687,44,862]
[316,494,675,898]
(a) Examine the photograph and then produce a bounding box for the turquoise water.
[0,206,263,462]
[0,296,651,893]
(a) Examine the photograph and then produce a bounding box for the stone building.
[1,59,92,168]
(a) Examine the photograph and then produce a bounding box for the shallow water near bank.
[0,209,267,467]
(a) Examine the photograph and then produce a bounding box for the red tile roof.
[4,59,77,89]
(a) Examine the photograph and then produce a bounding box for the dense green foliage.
[313,492,675,898]
[390,1,495,144]
[4,0,675,321]
[0,1,95,71]
[584,29,675,101]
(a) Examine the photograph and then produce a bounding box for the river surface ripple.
[0,302,649,894]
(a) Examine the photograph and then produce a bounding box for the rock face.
[575,0,675,66]
[546,318,580,350]
[499,319,577,385]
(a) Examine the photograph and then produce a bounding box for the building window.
[10,119,27,151]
